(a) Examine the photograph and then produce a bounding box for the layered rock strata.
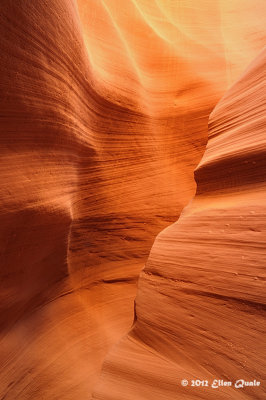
[0,0,265,399]
[92,48,266,400]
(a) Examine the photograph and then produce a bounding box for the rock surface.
[92,48,266,399]
[0,1,265,399]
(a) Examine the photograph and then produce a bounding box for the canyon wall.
[92,48,266,400]
[0,1,265,399]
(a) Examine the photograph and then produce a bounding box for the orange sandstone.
[0,1,265,399]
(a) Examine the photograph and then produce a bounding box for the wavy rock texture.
[92,49,266,399]
[0,0,265,399]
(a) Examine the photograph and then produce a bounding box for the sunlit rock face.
[92,48,266,400]
[0,0,265,399]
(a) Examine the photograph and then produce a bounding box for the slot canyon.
[0,1,265,399]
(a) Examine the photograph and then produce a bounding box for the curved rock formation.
[92,48,266,399]
[0,0,265,399]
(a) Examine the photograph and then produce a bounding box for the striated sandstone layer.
[92,49,266,400]
[0,0,265,399]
